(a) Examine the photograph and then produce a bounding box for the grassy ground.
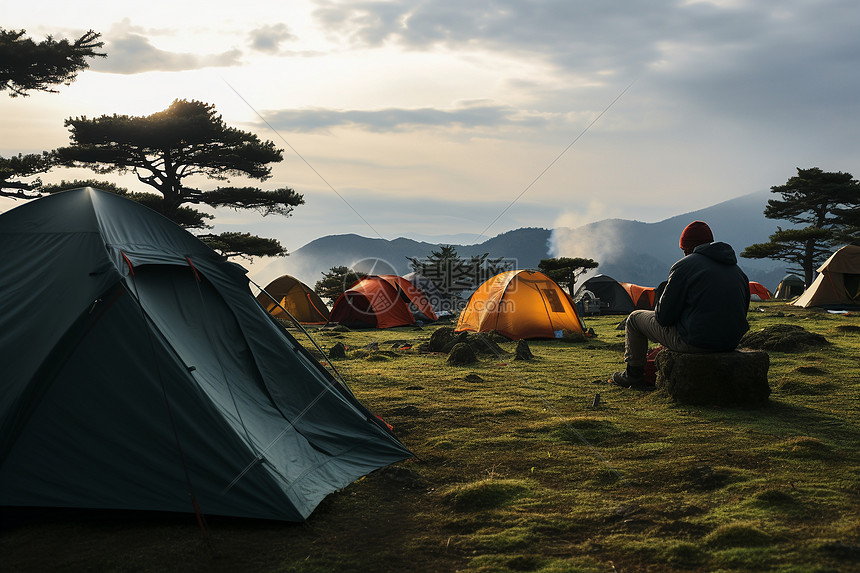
[2,301,859,572]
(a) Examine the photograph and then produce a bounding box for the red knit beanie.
[679,221,714,250]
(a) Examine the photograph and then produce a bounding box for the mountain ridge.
[255,190,789,292]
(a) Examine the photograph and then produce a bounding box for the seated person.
[610,221,750,388]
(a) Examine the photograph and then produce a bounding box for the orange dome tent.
[619,282,657,310]
[748,281,771,301]
[330,275,438,328]
[256,274,330,324]
[455,270,585,340]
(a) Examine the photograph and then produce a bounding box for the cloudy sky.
[3,0,859,258]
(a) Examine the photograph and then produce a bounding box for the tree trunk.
[804,238,815,287]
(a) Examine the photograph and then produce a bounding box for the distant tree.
[0,152,52,199]
[741,167,860,286]
[194,233,286,260]
[407,245,466,300]
[1,28,105,97]
[463,253,513,289]
[53,99,304,259]
[315,266,366,305]
[407,245,513,300]
[538,257,599,297]
[41,178,128,196]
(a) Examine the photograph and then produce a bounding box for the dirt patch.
[835,325,860,334]
[740,324,829,352]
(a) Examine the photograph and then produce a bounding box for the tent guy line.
[221,75,385,240]
[472,80,636,244]
[249,276,355,398]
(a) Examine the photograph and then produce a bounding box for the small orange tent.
[257,274,330,324]
[330,275,438,328]
[455,270,585,340]
[619,282,657,310]
[748,281,771,301]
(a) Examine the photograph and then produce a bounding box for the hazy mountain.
[254,190,790,292]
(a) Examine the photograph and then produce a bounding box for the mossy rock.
[447,342,477,365]
[514,339,535,360]
[429,329,507,356]
[328,341,347,358]
[426,326,457,352]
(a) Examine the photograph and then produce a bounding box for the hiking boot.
[609,369,648,390]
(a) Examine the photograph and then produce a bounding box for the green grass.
[1,301,859,572]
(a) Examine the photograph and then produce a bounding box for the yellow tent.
[793,245,860,308]
[257,274,330,323]
[456,270,585,340]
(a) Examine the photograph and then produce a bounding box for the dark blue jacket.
[655,242,750,349]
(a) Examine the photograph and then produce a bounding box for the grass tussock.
[704,522,772,548]
[769,435,835,459]
[444,479,534,512]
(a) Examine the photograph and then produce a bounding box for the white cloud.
[93,19,243,74]
[248,23,297,54]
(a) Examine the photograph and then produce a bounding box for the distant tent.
[256,274,330,324]
[402,272,447,315]
[773,274,805,299]
[793,245,860,308]
[577,274,636,314]
[619,282,657,310]
[455,270,586,340]
[748,281,772,301]
[330,275,438,328]
[0,188,411,521]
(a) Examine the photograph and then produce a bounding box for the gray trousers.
[624,310,705,368]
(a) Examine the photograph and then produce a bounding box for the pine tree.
[0,153,52,199]
[315,266,366,305]
[1,28,104,97]
[53,99,304,259]
[741,167,860,286]
[538,257,599,297]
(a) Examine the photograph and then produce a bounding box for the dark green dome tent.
[0,188,411,521]
[773,274,805,299]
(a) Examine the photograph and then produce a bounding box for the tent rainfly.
[330,275,438,328]
[0,188,411,521]
[619,282,657,310]
[256,274,330,324]
[749,281,772,301]
[792,245,860,308]
[456,270,586,340]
